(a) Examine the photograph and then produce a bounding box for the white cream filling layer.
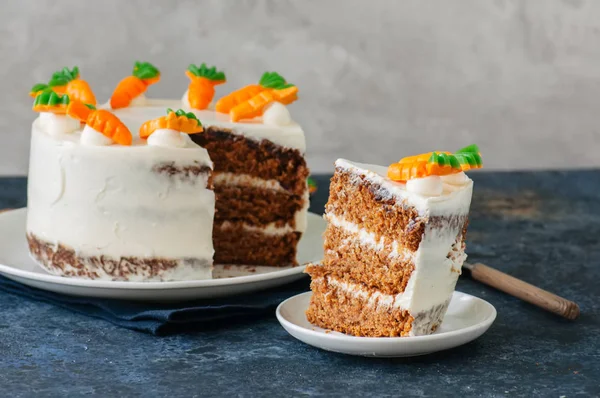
[27,124,215,261]
[219,221,294,236]
[326,214,413,261]
[213,172,287,192]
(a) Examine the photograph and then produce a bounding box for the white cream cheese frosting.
[147,129,187,148]
[38,112,80,136]
[406,175,443,197]
[27,117,215,280]
[108,99,306,152]
[262,102,292,126]
[80,125,113,146]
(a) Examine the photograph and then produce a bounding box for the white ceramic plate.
[276,291,497,357]
[0,208,325,301]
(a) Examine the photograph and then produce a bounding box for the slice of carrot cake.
[306,146,483,337]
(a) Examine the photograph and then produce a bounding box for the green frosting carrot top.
[453,144,483,168]
[259,71,294,90]
[187,64,226,81]
[30,66,79,95]
[133,61,160,80]
[167,108,201,124]
[33,90,70,108]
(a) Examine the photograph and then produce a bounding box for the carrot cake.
[26,62,309,281]
[306,147,482,336]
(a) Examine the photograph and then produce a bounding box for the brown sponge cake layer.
[191,127,309,195]
[305,267,450,337]
[27,234,211,281]
[214,184,304,228]
[326,169,425,252]
[305,271,415,337]
[322,223,415,295]
[326,169,468,252]
[213,225,301,267]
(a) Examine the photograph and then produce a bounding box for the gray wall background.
[2,0,600,175]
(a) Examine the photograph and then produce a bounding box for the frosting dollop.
[130,94,148,107]
[262,102,291,126]
[147,129,186,148]
[441,172,469,186]
[39,113,80,136]
[80,125,113,146]
[406,175,443,197]
[181,90,191,108]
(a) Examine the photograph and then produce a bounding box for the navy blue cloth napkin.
[0,275,309,335]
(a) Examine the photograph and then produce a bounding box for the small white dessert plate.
[0,209,325,301]
[276,291,496,357]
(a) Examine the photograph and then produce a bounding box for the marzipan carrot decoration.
[67,100,132,146]
[387,145,482,182]
[139,108,203,139]
[215,71,298,119]
[110,61,160,109]
[185,64,226,110]
[453,144,483,171]
[32,90,70,114]
[30,66,97,106]
[230,86,298,122]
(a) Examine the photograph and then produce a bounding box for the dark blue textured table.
[0,172,599,397]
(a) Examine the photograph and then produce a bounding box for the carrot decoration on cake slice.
[215,71,299,122]
[67,100,132,146]
[184,64,226,110]
[387,145,483,182]
[30,66,97,106]
[109,61,160,109]
[453,144,483,171]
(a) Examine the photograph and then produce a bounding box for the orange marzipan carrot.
[66,79,97,107]
[215,84,264,114]
[387,157,461,181]
[32,104,68,114]
[110,75,159,109]
[66,99,93,121]
[388,161,429,181]
[67,100,132,145]
[229,86,298,122]
[139,112,203,139]
[87,110,132,145]
[397,151,450,164]
[187,78,215,110]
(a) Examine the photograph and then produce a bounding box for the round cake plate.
[0,209,325,301]
[276,291,497,357]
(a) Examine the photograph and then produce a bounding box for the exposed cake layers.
[27,120,215,281]
[307,270,451,337]
[113,100,309,267]
[192,127,309,266]
[306,159,473,336]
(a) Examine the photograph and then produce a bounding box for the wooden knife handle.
[470,262,580,320]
